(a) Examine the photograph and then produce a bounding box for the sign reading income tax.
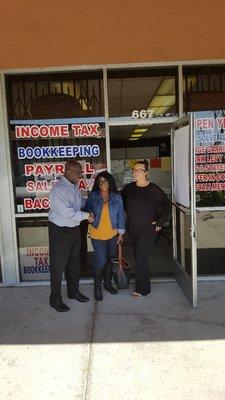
[14,122,106,212]
[195,111,225,207]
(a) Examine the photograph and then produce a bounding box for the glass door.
[171,115,197,307]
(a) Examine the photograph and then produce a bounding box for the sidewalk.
[1,281,225,400]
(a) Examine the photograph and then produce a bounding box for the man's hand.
[87,212,94,223]
[152,221,161,232]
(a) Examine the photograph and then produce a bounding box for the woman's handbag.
[111,243,131,290]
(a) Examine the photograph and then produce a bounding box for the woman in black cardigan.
[121,160,170,297]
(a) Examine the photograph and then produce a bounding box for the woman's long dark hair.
[91,170,118,193]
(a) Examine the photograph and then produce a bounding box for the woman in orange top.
[84,171,125,301]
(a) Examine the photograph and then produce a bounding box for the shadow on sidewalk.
[0,281,225,344]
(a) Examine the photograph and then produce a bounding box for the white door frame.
[171,115,197,307]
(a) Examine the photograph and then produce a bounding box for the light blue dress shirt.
[48,176,89,227]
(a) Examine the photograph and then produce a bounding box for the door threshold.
[1,275,225,287]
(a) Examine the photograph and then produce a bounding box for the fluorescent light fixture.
[156,78,175,96]
[147,78,176,116]
[128,77,177,141]
[128,127,148,141]
[129,137,139,141]
[130,133,143,137]
[133,128,148,133]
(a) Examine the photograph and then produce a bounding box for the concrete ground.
[0,281,225,400]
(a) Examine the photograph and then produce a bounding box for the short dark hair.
[134,159,149,171]
[65,160,82,172]
[91,171,118,193]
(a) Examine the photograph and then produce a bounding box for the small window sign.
[17,204,24,213]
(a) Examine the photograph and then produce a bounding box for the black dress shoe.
[94,285,103,301]
[68,291,89,302]
[104,283,118,295]
[50,302,70,312]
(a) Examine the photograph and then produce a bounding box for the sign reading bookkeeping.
[195,111,225,207]
[10,118,107,213]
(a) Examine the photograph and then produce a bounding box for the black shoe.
[49,295,70,312]
[104,263,118,295]
[50,302,70,312]
[94,285,103,301]
[68,291,89,302]
[104,283,118,295]
[94,268,103,301]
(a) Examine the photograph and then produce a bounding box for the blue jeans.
[91,236,117,270]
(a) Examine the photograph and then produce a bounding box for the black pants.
[129,231,156,296]
[49,222,81,303]
[80,220,89,271]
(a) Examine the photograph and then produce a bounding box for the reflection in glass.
[108,68,178,118]
[174,207,192,278]
[6,71,106,215]
[183,65,225,113]
[197,211,225,275]
[17,218,50,281]
[6,71,104,120]
[17,218,94,281]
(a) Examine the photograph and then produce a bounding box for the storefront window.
[183,65,225,113]
[110,123,173,277]
[6,71,106,280]
[7,71,104,120]
[108,67,178,119]
[6,71,106,214]
[194,110,225,274]
[110,124,171,191]
[194,110,225,207]
[17,218,94,281]
[17,218,49,281]
[197,211,225,275]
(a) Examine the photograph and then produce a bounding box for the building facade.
[0,1,225,306]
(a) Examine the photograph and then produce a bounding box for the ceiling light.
[133,128,148,133]
[130,133,143,137]
[147,78,176,116]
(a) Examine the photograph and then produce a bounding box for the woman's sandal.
[132,291,143,297]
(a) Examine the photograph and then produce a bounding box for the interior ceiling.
[108,75,176,142]
[108,77,163,116]
[110,123,172,142]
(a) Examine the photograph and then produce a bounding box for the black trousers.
[80,219,89,271]
[49,222,81,303]
[128,231,156,296]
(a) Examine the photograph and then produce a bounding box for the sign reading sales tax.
[195,111,225,207]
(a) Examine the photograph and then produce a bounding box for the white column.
[103,68,111,172]
[178,64,184,117]
[0,73,19,285]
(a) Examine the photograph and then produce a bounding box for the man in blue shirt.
[49,160,94,312]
